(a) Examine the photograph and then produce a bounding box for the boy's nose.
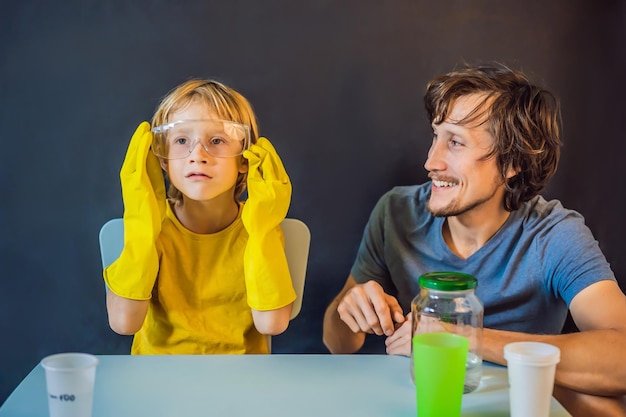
[188,139,212,163]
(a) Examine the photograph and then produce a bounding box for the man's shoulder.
[515,195,586,236]
[521,195,583,221]
[372,183,433,227]
[382,183,431,204]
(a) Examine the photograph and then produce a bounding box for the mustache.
[428,172,457,183]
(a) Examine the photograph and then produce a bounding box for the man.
[322,64,626,416]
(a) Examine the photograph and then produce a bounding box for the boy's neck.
[173,196,240,234]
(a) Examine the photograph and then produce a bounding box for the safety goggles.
[151,119,251,159]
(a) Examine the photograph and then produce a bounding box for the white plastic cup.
[504,342,560,417]
[41,353,99,417]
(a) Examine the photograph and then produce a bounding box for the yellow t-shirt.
[131,203,267,354]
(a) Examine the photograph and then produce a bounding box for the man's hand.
[385,313,412,356]
[336,280,405,337]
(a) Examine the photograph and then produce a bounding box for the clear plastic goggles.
[151,119,251,159]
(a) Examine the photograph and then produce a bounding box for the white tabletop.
[0,354,571,417]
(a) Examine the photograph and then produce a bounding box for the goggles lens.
[151,119,251,159]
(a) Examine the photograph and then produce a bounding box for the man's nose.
[424,140,446,172]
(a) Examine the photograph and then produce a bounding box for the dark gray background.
[1,0,625,405]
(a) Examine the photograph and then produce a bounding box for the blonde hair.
[151,79,259,203]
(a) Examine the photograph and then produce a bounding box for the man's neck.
[442,205,511,259]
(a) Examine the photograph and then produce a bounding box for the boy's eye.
[173,137,188,145]
[209,137,227,145]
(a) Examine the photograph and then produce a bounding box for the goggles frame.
[151,119,251,160]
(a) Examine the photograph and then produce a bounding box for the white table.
[0,354,571,416]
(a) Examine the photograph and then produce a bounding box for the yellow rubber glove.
[103,122,167,300]
[242,137,296,310]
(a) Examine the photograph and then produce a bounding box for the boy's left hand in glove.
[242,137,296,310]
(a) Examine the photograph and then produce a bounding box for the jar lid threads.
[418,271,478,291]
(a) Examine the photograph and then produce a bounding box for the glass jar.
[411,271,484,393]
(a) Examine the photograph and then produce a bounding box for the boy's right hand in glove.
[103,122,167,300]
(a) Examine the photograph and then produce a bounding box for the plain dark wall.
[1,0,625,404]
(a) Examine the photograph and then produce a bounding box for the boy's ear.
[159,158,168,171]
[238,157,249,174]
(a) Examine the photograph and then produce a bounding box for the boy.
[104,79,295,354]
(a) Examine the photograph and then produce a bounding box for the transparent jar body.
[411,287,484,393]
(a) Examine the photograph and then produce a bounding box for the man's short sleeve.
[350,191,392,287]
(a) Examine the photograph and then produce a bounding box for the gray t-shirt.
[351,183,615,334]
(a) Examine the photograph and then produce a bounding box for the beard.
[427,188,498,218]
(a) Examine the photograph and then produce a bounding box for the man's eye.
[449,139,462,147]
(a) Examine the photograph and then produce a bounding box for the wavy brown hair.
[424,63,561,211]
[151,79,259,204]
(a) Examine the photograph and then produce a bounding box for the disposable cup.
[504,342,560,417]
[41,353,99,417]
[413,332,469,417]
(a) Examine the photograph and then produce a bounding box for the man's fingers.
[385,333,411,356]
[337,311,361,334]
[337,286,385,335]
[337,298,374,334]
[379,292,406,325]
[358,301,386,336]
[394,312,405,323]
[385,320,412,356]
[368,297,395,336]
[373,291,405,336]
[339,282,399,336]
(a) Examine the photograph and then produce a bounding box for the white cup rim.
[504,342,560,366]
[41,352,99,372]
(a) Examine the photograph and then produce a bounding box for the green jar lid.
[418,271,477,291]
